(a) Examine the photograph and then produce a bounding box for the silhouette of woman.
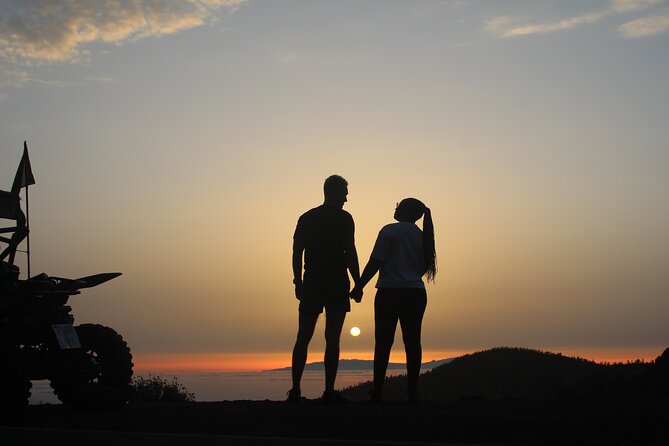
[351,198,436,402]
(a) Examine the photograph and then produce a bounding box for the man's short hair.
[323,175,348,197]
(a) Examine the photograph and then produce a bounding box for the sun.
[350,327,361,337]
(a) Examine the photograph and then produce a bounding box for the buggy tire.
[50,323,133,411]
[0,337,31,415]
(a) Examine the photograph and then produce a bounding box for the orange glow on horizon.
[132,347,665,373]
[133,353,292,372]
[548,347,664,364]
[132,351,471,373]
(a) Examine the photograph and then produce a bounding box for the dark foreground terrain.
[2,396,668,446]
[3,347,668,445]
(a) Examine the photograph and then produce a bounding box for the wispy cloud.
[83,76,120,85]
[613,0,664,13]
[0,0,244,97]
[0,0,245,64]
[619,13,669,36]
[486,12,606,38]
[0,67,123,100]
[485,0,668,38]
[0,68,29,88]
[0,66,28,101]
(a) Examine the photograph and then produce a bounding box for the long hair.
[422,207,437,282]
[397,198,437,282]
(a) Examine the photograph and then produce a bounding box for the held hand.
[294,284,302,301]
[350,286,363,303]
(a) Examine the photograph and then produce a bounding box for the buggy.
[0,149,132,412]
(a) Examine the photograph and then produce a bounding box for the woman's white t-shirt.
[370,221,426,289]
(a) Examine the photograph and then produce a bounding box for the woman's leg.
[399,289,427,396]
[374,290,398,396]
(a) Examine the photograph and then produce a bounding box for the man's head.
[323,175,348,207]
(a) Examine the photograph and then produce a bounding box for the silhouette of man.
[288,175,360,404]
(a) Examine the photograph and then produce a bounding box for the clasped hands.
[350,284,363,303]
[293,281,364,303]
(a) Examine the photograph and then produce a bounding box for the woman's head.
[394,197,437,282]
[394,198,426,223]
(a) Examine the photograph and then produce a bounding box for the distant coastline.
[265,358,452,372]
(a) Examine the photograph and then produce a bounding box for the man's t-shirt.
[294,205,354,286]
[370,221,426,289]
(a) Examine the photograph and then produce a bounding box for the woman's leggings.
[373,287,427,395]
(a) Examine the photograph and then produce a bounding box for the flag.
[11,141,36,195]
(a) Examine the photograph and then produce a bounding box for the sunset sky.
[1,0,668,371]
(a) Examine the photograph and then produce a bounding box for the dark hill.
[341,346,656,402]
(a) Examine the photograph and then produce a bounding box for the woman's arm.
[350,258,382,302]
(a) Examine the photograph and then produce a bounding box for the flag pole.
[26,183,31,279]
[14,140,35,279]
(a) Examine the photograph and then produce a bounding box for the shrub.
[131,374,195,403]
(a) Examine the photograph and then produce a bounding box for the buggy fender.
[50,272,123,292]
[74,272,122,289]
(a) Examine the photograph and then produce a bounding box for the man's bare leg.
[291,311,319,392]
[324,311,346,392]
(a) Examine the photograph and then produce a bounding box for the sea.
[28,369,406,404]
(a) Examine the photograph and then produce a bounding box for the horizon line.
[131,346,666,373]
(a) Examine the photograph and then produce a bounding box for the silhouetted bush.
[130,374,195,403]
[656,348,669,371]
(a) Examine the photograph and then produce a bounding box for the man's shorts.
[299,280,351,314]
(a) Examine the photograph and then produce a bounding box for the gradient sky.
[1,0,668,370]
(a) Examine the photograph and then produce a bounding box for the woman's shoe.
[286,388,302,404]
[321,389,350,404]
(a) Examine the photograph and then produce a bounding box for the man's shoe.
[286,388,302,404]
[321,389,350,404]
[408,390,421,403]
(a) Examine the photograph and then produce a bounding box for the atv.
[0,150,133,412]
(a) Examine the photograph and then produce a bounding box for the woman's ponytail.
[422,207,437,282]
[396,197,437,282]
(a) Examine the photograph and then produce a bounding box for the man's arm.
[345,215,360,289]
[292,238,304,300]
[346,242,360,286]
